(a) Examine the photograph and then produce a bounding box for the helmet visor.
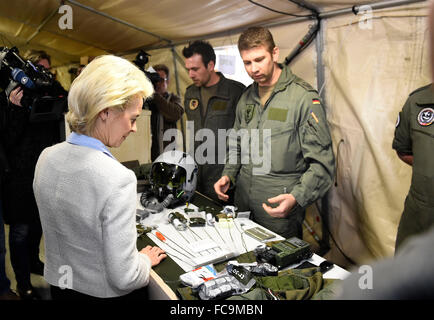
[151,162,186,190]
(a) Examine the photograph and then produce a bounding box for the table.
[136,192,350,300]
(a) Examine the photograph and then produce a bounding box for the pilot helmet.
[149,150,198,205]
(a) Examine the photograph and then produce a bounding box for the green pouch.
[256,268,324,300]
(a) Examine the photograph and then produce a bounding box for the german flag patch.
[312,99,320,105]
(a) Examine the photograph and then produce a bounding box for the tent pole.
[316,19,326,100]
[134,0,426,53]
[26,6,60,44]
[314,17,331,254]
[65,0,172,44]
[4,12,111,53]
[320,0,425,19]
[170,45,186,151]
[170,46,181,97]
[266,0,426,26]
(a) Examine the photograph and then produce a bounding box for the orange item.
[156,231,166,242]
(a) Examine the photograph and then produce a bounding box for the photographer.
[8,51,51,107]
[144,64,184,161]
[0,49,67,299]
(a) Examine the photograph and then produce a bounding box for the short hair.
[153,64,169,79]
[182,40,216,67]
[66,55,154,135]
[23,49,51,66]
[238,26,276,53]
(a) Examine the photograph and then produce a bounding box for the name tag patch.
[267,108,288,122]
[211,100,228,111]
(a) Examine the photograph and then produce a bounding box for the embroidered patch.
[245,104,255,123]
[312,99,321,105]
[417,107,434,126]
[189,99,199,110]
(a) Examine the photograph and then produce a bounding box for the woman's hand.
[140,245,167,267]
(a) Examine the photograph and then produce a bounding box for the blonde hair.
[66,55,154,135]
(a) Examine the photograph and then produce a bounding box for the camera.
[133,50,162,86]
[0,46,67,122]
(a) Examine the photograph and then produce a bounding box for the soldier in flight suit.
[183,40,245,202]
[393,83,434,250]
[214,27,335,238]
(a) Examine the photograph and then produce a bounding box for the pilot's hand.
[262,193,297,218]
[214,176,230,202]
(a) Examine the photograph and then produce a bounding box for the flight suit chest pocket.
[407,104,434,201]
[207,99,234,131]
[267,124,298,174]
[412,105,434,178]
[412,128,434,179]
[211,100,228,112]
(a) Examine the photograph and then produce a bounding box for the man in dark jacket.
[183,40,245,202]
[1,50,67,299]
[146,64,184,161]
[0,112,19,300]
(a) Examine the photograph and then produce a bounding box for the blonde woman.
[33,55,166,300]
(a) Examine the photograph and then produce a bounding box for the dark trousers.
[9,221,42,289]
[50,285,149,301]
[0,200,11,294]
[396,194,434,252]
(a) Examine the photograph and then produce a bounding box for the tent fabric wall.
[324,2,430,263]
[0,0,431,268]
[144,1,431,266]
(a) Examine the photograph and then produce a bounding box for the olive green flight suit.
[222,64,335,238]
[184,73,245,202]
[393,83,434,250]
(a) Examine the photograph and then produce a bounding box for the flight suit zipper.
[246,87,282,195]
